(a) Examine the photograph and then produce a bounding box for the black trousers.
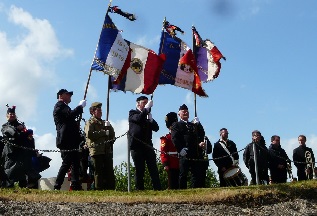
[167,168,179,189]
[131,149,161,190]
[55,151,81,189]
[179,157,202,189]
[297,168,307,181]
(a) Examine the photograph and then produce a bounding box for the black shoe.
[53,185,61,190]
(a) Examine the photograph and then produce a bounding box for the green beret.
[90,102,102,108]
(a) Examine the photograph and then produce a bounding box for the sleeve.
[150,119,159,132]
[212,143,221,168]
[206,137,212,154]
[160,137,169,166]
[243,144,250,168]
[171,123,183,152]
[293,148,300,168]
[106,124,116,145]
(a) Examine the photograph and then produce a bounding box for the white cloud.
[0,5,72,123]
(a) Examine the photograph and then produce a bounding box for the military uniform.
[160,133,179,189]
[171,105,206,189]
[84,102,116,190]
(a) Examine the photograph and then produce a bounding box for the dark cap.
[179,104,188,111]
[57,89,73,99]
[165,112,178,128]
[136,96,148,102]
[90,102,102,108]
[7,105,16,114]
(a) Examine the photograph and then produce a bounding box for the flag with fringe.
[158,27,207,97]
[91,14,129,78]
[192,26,225,82]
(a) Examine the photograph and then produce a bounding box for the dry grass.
[1,181,317,207]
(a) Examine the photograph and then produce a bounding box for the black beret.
[57,89,73,99]
[136,96,148,102]
[179,104,188,111]
[7,106,16,114]
[165,112,178,128]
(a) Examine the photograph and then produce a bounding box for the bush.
[114,156,219,191]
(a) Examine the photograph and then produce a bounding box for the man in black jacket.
[268,135,290,183]
[293,135,315,181]
[53,89,86,190]
[213,128,239,187]
[128,96,161,190]
[171,104,206,189]
[243,130,269,185]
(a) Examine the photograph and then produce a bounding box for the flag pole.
[106,76,111,121]
[192,25,198,117]
[83,0,113,101]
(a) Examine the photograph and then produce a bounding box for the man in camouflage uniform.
[84,102,116,190]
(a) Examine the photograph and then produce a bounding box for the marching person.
[268,135,290,184]
[293,135,315,181]
[1,106,41,188]
[53,89,86,191]
[84,102,116,190]
[171,104,206,189]
[128,96,161,190]
[160,112,179,189]
[243,130,269,185]
[212,128,239,187]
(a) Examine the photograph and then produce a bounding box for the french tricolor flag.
[91,14,129,79]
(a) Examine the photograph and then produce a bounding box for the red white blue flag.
[192,26,225,82]
[110,41,165,94]
[158,31,207,97]
[91,14,129,78]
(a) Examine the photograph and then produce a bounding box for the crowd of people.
[0,91,316,190]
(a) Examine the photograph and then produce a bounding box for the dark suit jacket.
[171,120,205,159]
[128,108,159,151]
[53,101,83,150]
[293,145,315,170]
[212,139,239,171]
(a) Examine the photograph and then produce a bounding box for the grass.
[1,181,317,207]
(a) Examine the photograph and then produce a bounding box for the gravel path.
[0,199,317,215]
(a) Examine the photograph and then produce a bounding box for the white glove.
[79,100,87,108]
[179,148,188,157]
[144,100,153,111]
[147,113,153,122]
[234,160,239,166]
[192,117,199,124]
[104,121,110,127]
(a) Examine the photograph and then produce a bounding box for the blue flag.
[91,14,129,78]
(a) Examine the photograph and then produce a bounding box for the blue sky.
[1,0,317,184]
